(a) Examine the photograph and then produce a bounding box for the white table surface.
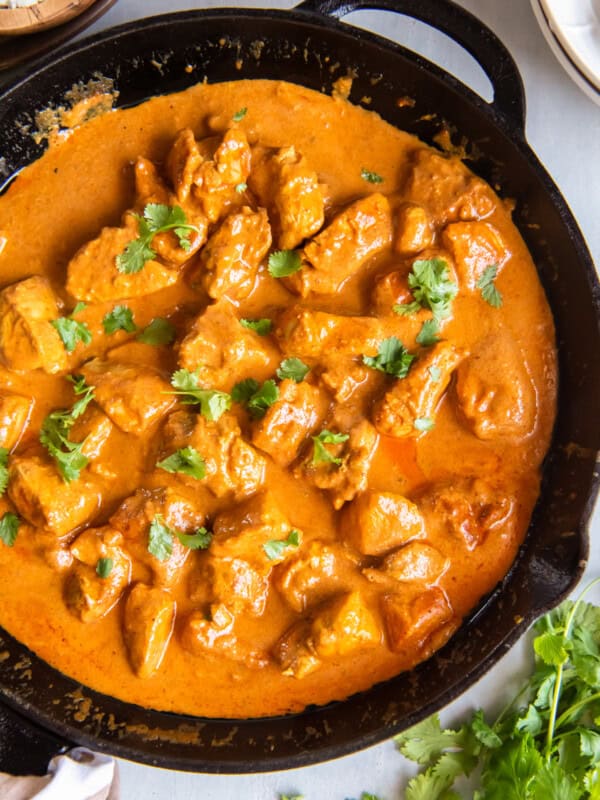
[28,0,600,796]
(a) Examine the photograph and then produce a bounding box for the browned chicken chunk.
[364,542,450,587]
[181,604,268,668]
[122,583,176,678]
[393,203,433,256]
[442,221,508,290]
[342,491,425,556]
[381,587,454,654]
[0,391,33,450]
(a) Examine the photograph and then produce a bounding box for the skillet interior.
[0,6,598,773]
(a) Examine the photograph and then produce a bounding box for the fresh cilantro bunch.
[396,580,600,800]
[394,258,458,321]
[39,375,95,482]
[117,203,202,275]
[363,336,415,379]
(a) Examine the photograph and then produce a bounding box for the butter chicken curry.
[0,80,556,717]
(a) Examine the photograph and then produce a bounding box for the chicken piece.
[250,145,325,249]
[381,587,454,654]
[372,268,414,315]
[80,359,175,434]
[191,128,252,223]
[405,148,497,225]
[211,491,298,569]
[0,392,33,450]
[65,526,131,622]
[318,357,373,403]
[181,604,268,668]
[208,556,270,617]
[393,203,433,256]
[455,333,536,441]
[276,306,385,360]
[251,380,329,466]
[273,591,380,677]
[373,342,463,437]
[8,456,101,537]
[418,476,516,550]
[66,216,180,303]
[133,156,171,207]
[165,129,203,205]
[0,276,67,374]
[342,491,425,556]
[197,206,272,301]
[122,584,176,678]
[178,302,278,392]
[68,402,113,461]
[285,193,392,296]
[274,540,355,613]
[299,420,379,510]
[442,221,508,290]
[364,542,449,586]
[161,411,266,500]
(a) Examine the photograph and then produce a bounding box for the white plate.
[531,0,600,105]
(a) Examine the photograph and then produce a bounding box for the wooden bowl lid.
[0,0,99,37]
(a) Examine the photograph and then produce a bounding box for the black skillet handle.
[0,701,70,776]
[295,0,526,132]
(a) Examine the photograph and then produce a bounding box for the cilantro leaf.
[232,107,247,122]
[176,528,212,551]
[148,515,174,561]
[0,512,20,547]
[534,631,570,667]
[232,378,279,418]
[311,429,349,466]
[394,258,458,321]
[477,264,503,308]
[136,317,175,346]
[96,557,113,578]
[268,250,302,278]
[416,319,441,347]
[157,446,206,480]
[414,417,435,432]
[169,369,231,421]
[0,447,8,496]
[240,317,272,336]
[361,168,383,184]
[363,337,416,379]
[428,365,442,382]
[103,305,137,334]
[116,203,201,274]
[39,377,95,482]
[276,358,310,383]
[51,309,92,353]
[263,529,301,561]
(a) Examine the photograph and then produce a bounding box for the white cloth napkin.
[0,748,119,800]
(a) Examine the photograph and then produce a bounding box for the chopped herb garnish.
[96,557,113,578]
[268,249,302,278]
[116,203,202,274]
[276,358,310,383]
[136,317,175,346]
[176,528,212,551]
[311,429,349,466]
[416,318,441,347]
[51,303,92,353]
[394,258,458,321]
[232,107,247,122]
[39,376,95,482]
[414,417,435,432]
[169,369,231,421]
[428,365,442,383]
[102,305,137,334]
[232,378,279,419]
[157,446,206,480]
[235,182,247,194]
[148,514,174,562]
[477,263,503,308]
[363,336,415,379]
[0,447,8,497]
[361,168,383,184]
[0,511,20,547]
[263,529,301,561]
[240,317,272,336]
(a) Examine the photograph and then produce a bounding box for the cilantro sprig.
[136,317,175,346]
[96,557,113,578]
[232,378,279,419]
[51,302,92,353]
[396,580,600,800]
[363,337,415,379]
[0,447,8,497]
[169,369,231,421]
[0,511,20,547]
[148,514,212,561]
[276,358,310,383]
[156,446,206,480]
[263,529,301,561]
[39,375,95,482]
[361,168,383,184]
[477,264,503,308]
[311,429,349,467]
[240,318,272,336]
[394,258,458,321]
[117,203,202,275]
[103,305,137,334]
[268,250,302,278]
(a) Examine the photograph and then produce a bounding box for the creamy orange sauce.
[0,80,556,718]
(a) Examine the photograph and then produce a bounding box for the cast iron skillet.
[0,0,599,776]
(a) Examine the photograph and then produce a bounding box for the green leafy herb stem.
[363,337,415,379]
[169,369,231,421]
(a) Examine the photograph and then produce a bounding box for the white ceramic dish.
[531,0,600,105]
